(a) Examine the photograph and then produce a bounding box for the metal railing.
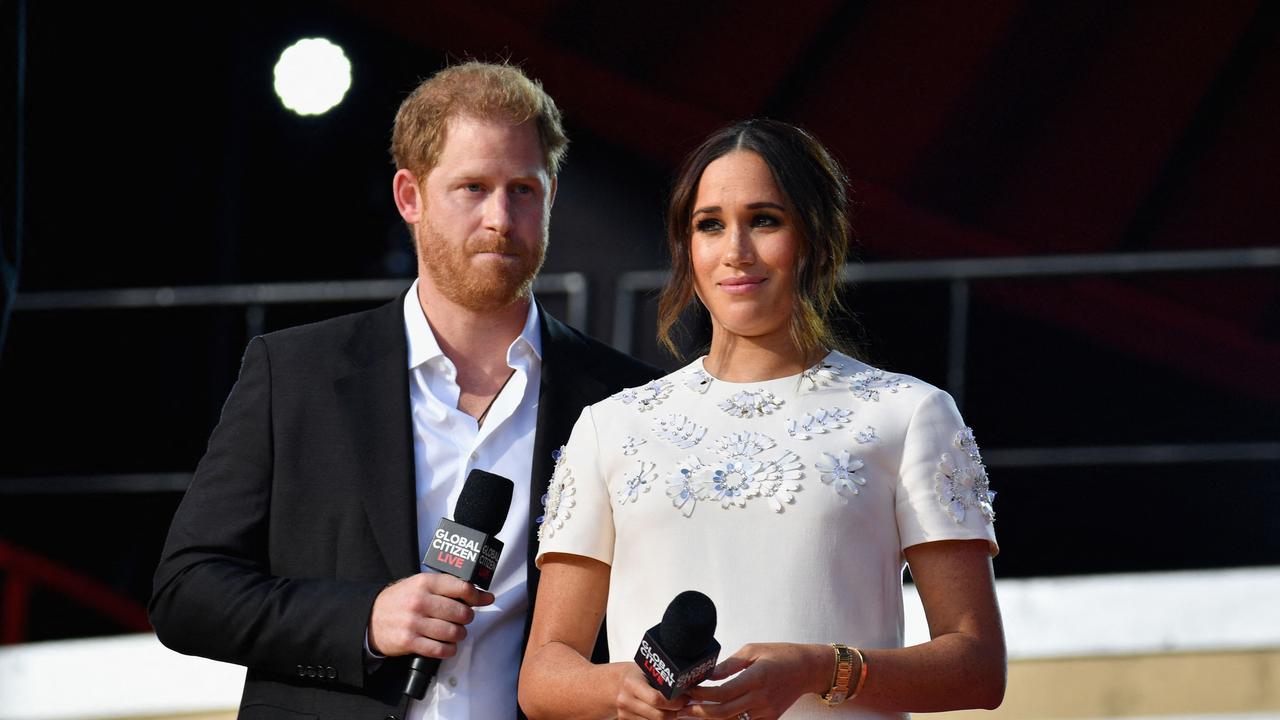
[3,440,1279,495]
[14,272,591,337]
[613,247,1280,407]
[4,248,1278,493]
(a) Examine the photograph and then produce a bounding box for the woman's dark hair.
[657,118,855,358]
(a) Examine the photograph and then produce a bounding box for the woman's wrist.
[808,642,838,695]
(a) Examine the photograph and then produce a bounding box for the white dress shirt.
[402,280,540,720]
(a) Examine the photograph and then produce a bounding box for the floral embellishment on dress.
[665,456,707,517]
[786,407,854,439]
[615,379,673,412]
[718,390,784,418]
[621,436,646,456]
[848,369,911,402]
[801,358,845,390]
[653,413,707,449]
[617,460,658,504]
[686,368,714,394]
[956,427,983,465]
[537,455,576,541]
[934,428,996,524]
[756,449,804,513]
[853,426,879,444]
[699,432,805,510]
[714,430,776,458]
[815,450,867,503]
[706,459,760,508]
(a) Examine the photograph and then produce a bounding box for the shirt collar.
[403,279,543,370]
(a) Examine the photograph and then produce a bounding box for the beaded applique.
[853,426,879,444]
[699,432,804,510]
[617,460,658,504]
[621,436,646,456]
[849,369,911,402]
[686,369,714,394]
[537,446,575,541]
[718,390,784,418]
[815,449,867,502]
[653,413,707,449]
[786,407,854,439]
[665,456,708,517]
[934,427,996,524]
[615,379,673,412]
[801,358,845,390]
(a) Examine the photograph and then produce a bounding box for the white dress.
[535,352,998,719]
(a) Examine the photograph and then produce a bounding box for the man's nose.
[483,191,513,235]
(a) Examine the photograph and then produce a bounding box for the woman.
[519,119,1005,719]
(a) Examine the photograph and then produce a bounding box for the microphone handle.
[404,655,442,699]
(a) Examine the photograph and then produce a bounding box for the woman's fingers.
[683,667,760,707]
[707,643,759,680]
[682,695,757,720]
[617,662,686,720]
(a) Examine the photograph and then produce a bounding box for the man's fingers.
[369,573,496,657]
[419,594,476,625]
[416,617,468,644]
[408,635,458,660]
[421,573,495,606]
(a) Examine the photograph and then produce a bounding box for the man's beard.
[417,218,547,312]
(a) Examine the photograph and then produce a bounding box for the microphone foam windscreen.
[660,590,717,659]
[454,469,514,536]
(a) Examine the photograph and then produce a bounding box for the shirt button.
[448,676,459,687]
[470,451,478,460]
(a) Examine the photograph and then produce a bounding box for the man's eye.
[465,183,483,192]
[513,184,533,195]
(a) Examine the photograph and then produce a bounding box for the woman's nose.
[724,225,756,266]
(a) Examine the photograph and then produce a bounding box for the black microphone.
[403,468,514,700]
[634,590,721,699]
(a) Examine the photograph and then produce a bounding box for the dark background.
[1,1,1277,642]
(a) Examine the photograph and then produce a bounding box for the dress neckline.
[694,349,840,388]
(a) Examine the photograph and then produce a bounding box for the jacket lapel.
[335,296,420,579]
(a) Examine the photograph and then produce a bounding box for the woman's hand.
[615,662,688,720]
[682,643,830,720]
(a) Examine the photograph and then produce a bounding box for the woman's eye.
[695,218,723,233]
[752,214,781,228]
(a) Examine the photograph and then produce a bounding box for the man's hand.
[368,573,495,658]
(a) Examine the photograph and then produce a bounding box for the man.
[150,61,659,720]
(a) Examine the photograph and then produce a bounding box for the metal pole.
[947,278,970,409]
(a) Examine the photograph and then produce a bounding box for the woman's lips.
[717,276,767,294]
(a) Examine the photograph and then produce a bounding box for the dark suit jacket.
[150,293,660,719]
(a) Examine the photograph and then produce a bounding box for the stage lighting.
[272,38,351,116]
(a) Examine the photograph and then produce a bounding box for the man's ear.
[547,175,558,210]
[392,169,424,224]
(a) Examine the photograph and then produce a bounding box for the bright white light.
[273,38,352,116]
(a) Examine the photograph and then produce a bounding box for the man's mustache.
[467,234,520,255]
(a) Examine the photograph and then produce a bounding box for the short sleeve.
[895,388,999,556]
[535,406,616,568]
